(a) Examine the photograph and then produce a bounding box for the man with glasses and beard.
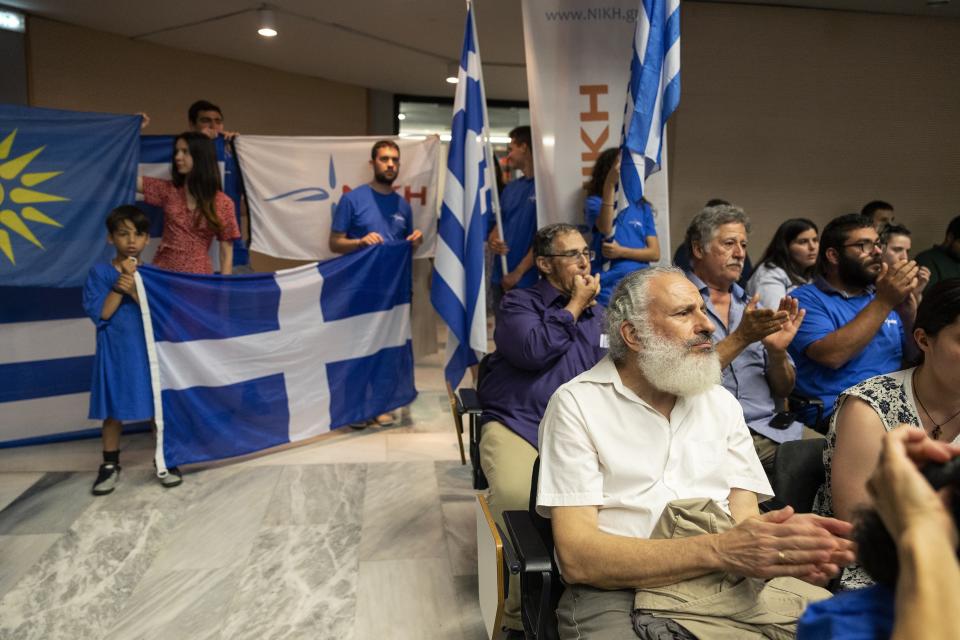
[788,214,919,426]
[477,223,605,637]
[538,268,854,638]
[329,140,424,256]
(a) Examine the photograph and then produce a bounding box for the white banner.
[521,1,671,263]
[236,135,441,261]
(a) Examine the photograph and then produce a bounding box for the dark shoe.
[92,463,121,495]
[503,629,525,640]
[348,421,369,430]
[158,466,182,488]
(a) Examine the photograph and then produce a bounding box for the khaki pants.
[753,427,823,475]
[557,584,637,640]
[479,420,538,632]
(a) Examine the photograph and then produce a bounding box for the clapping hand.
[761,296,805,353]
[733,294,789,345]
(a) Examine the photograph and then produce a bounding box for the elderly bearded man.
[538,267,855,639]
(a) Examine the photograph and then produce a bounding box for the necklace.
[912,369,960,441]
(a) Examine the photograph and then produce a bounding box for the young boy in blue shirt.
[83,205,181,495]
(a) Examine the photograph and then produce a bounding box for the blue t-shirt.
[331,184,412,242]
[788,279,904,423]
[491,177,538,289]
[798,585,894,640]
[82,262,154,421]
[584,198,657,306]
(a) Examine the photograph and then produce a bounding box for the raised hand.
[115,273,136,295]
[761,295,806,353]
[733,294,789,345]
[875,260,919,308]
[119,256,138,275]
[488,233,509,256]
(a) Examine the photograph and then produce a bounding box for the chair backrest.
[771,438,827,513]
[475,495,505,640]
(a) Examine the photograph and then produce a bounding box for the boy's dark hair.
[879,223,911,244]
[370,140,399,160]
[816,213,874,275]
[861,200,894,218]
[704,198,730,207]
[105,205,150,234]
[188,100,222,124]
[855,486,960,588]
[509,125,532,150]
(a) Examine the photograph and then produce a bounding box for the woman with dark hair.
[747,218,819,310]
[812,279,960,589]
[135,132,240,274]
[583,148,660,306]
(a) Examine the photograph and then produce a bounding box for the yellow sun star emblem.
[0,128,69,265]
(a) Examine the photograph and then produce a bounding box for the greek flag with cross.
[136,242,416,471]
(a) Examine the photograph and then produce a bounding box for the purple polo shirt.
[478,278,606,447]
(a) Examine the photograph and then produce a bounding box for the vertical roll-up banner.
[521,1,671,264]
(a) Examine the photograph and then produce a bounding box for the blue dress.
[83,262,154,421]
[585,198,658,306]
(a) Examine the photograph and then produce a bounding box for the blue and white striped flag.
[138,243,416,471]
[430,2,489,389]
[619,0,680,209]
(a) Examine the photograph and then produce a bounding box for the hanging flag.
[235,135,439,262]
[430,1,490,389]
[619,0,680,208]
[0,105,139,286]
[137,243,416,471]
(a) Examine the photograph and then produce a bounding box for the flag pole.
[468,0,509,276]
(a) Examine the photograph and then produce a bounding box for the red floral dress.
[143,177,240,274]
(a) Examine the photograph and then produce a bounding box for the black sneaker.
[158,466,182,488]
[92,463,121,495]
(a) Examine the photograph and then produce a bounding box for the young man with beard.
[684,204,815,471]
[329,140,423,426]
[478,223,605,637]
[537,268,855,638]
[788,214,919,425]
[329,140,424,255]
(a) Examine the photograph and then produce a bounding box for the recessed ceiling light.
[0,9,25,32]
[258,8,277,37]
[446,62,460,84]
[397,113,406,121]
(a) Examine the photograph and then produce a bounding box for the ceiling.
[4,0,958,101]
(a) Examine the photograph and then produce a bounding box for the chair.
[502,457,563,640]
[770,438,827,513]
[448,354,491,490]
[788,391,826,434]
[475,494,508,639]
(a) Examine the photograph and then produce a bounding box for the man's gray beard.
[636,331,722,397]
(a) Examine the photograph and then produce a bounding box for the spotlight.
[258,7,278,37]
[446,62,460,84]
[397,113,407,121]
[0,9,25,32]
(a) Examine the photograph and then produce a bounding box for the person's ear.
[621,321,641,353]
[106,231,115,246]
[690,241,705,260]
[825,246,840,267]
[536,255,552,276]
[913,328,931,353]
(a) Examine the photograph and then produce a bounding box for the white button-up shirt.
[537,355,772,540]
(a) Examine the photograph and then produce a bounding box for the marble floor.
[0,350,490,640]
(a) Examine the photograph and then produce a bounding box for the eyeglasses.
[542,249,594,262]
[843,239,882,254]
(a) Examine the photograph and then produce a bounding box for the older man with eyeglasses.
[788,213,920,426]
[477,222,606,637]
